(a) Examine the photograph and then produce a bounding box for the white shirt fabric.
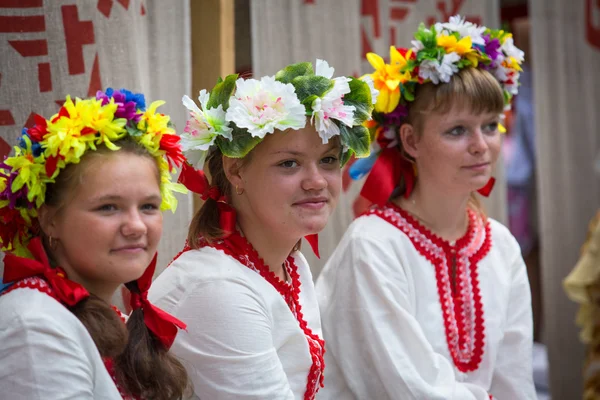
[148,245,323,400]
[316,206,537,400]
[0,279,122,399]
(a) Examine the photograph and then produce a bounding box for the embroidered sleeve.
[166,277,296,400]
[317,231,491,400]
[488,250,537,399]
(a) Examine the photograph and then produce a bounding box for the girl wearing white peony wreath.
[315,16,537,400]
[148,60,376,400]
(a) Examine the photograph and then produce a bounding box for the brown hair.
[44,138,188,399]
[394,67,505,213]
[187,148,241,247]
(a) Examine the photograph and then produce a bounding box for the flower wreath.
[0,89,187,258]
[349,15,525,204]
[179,59,378,169]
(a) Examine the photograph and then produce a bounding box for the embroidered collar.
[174,232,326,400]
[367,203,491,372]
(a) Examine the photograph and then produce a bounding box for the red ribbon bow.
[129,253,187,349]
[3,237,89,306]
[360,148,415,206]
[178,162,236,237]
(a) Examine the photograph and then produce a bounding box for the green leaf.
[339,124,371,158]
[292,75,334,104]
[207,74,238,110]
[125,121,143,137]
[344,78,374,125]
[215,126,262,158]
[275,62,314,84]
[340,149,353,167]
[401,83,415,102]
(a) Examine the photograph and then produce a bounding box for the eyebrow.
[272,143,340,157]
[91,194,162,203]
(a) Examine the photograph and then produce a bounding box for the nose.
[121,209,147,237]
[468,128,489,155]
[301,163,328,192]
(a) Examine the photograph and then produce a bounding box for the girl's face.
[230,126,342,243]
[405,105,502,196]
[42,152,163,299]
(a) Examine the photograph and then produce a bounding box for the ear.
[37,204,59,238]
[399,123,419,160]
[222,156,246,191]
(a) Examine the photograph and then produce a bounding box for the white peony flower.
[418,52,461,84]
[438,15,486,45]
[501,37,525,63]
[315,59,335,79]
[180,90,232,169]
[225,76,306,138]
[311,77,356,144]
[360,75,379,105]
[411,39,425,52]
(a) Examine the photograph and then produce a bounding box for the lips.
[111,244,146,252]
[463,162,490,169]
[293,196,328,205]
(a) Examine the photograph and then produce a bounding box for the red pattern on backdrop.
[586,0,600,49]
[0,1,146,131]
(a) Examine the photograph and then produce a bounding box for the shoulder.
[486,218,521,259]
[0,287,93,351]
[150,247,271,315]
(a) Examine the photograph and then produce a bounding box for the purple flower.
[383,103,409,126]
[96,88,142,122]
[484,35,502,62]
[0,168,31,209]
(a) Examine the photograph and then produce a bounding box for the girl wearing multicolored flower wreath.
[0,89,189,399]
[148,59,375,400]
[315,16,536,399]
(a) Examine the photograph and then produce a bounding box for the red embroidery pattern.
[366,203,491,372]
[189,233,326,400]
[1,277,139,399]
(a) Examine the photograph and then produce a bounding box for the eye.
[482,122,499,134]
[141,203,160,212]
[279,160,298,168]
[321,156,339,165]
[96,204,117,212]
[446,126,467,136]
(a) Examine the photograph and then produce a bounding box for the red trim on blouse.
[366,203,491,373]
[177,232,325,400]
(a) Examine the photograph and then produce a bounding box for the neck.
[57,262,117,304]
[236,215,297,280]
[396,181,470,242]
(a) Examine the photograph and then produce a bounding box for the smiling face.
[228,126,342,243]
[40,150,163,299]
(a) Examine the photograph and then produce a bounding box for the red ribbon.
[129,253,187,349]
[178,162,236,237]
[476,177,496,197]
[2,237,89,306]
[304,234,320,258]
[360,148,416,206]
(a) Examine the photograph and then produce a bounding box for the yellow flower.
[437,34,480,67]
[137,101,175,152]
[503,56,523,72]
[366,46,412,113]
[3,146,47,207]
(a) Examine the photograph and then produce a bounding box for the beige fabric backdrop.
[530,0,600,398]
[0,0,192,275]
[251,0,503,276]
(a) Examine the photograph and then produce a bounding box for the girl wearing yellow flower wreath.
[0,89,188,399]
[316,16,537,399]
[149,59,375,400]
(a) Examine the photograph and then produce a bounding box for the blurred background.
[1,1,598,398]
